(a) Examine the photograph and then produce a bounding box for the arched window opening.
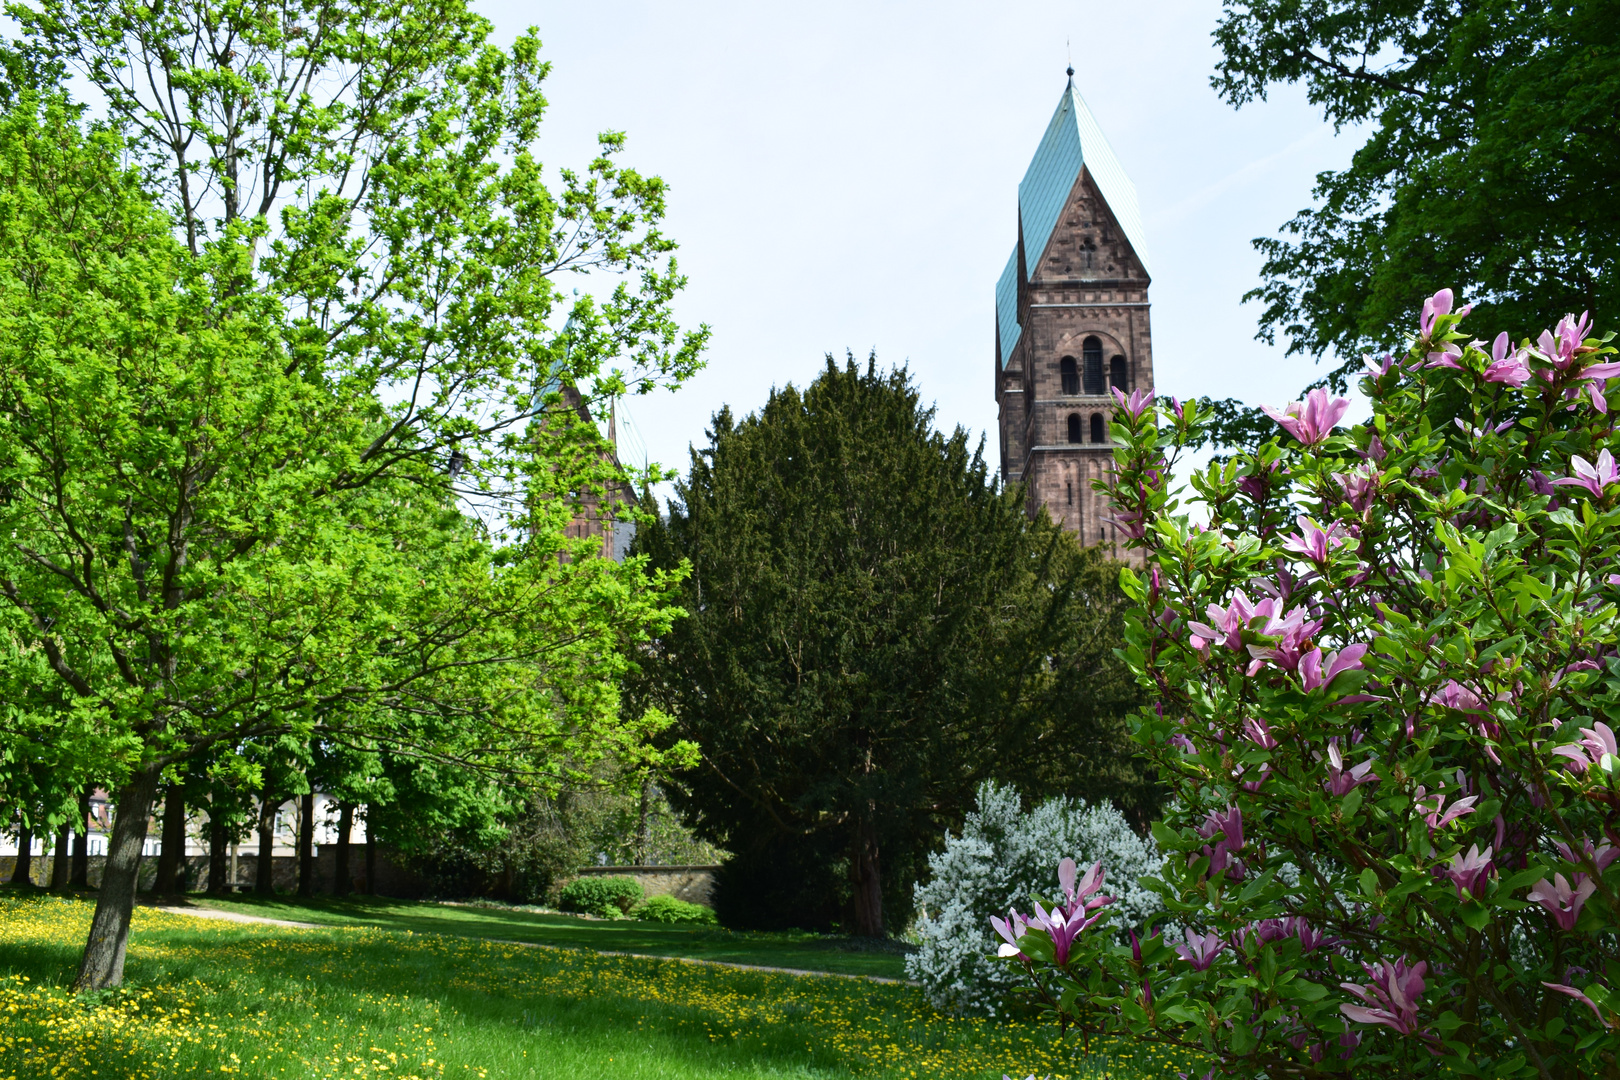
[1082,337,1104,394]
[1060,356,1078,395]
[1090,413,1105,444]
[1109,356,1127,392]
[1067,413,1082,444]
[1066,481,1073,505]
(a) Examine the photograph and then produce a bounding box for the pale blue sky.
[486,1,1358,485]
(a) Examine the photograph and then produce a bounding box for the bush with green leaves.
[557,876,643,918]
[635,895,718,925]
[906,781,1160,1016]
[994,293,1620,1077]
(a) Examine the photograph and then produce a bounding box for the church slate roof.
[995,248,1021,368]
[997,79,1149,370]
[1021,79,1150,278]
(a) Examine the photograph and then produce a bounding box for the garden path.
[151,903,917,985]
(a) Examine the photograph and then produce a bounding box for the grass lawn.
[0,892,1197,1080]
[185,893,910,980]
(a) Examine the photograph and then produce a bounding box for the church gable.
[1031,169,1149,285]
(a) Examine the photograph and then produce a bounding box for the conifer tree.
[634,357,1151,936]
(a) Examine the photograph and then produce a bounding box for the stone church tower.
[994,71,1153,551]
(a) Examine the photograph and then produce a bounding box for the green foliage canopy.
[1215,0,1620,387]
[0,0,707,991]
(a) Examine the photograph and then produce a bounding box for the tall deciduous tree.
[633,357,1151,937]
[1215,0,1620,386]
[0,1,704,992]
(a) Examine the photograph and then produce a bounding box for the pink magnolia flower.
[1578,359,1620,413]
[1324,738,1377,796]
[1299,643,1368,693]
[1364,353,1397,379]
[1025,859,1114,965]
[1195,806,1246,881]
[1262,388,1352,447]
[1483,332,1532,387]
[1341,959,1434,1039]
[1443,844,1494,900]
[1175,929,1226,971]
[1553,838,1620,873]
[1281,515,1351,564]
[1527,872,1597,931]
[1111,386,1156,419]
[1246,916,1336,954]
[990,909,1030,958]
[1419,289,1468,339]
[1187,589,1279,652]
[990,858,1114,966]
[1416,786,1478,831]
[1552,721,1620,774]
[1243,716,1279,750]
[1425,342,1463,370]
[1555,449,1620,499]
[1336,467,1380,515]
[1245,607,1322,676]
[1539,312,1594,371]
[1105,507,1148,540]
[1543,982,1615,1030]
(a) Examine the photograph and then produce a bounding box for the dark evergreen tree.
[633,356,1151,936]
[1215,0,1620,386]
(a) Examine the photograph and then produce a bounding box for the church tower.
[994,71,1153,551]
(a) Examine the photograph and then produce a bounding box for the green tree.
[1215,0,1620,386]
[632,357,1150,937]
[0,4,699,989]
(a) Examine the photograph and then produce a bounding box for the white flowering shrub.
[905,781,1161,1016]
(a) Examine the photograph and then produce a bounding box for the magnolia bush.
[993,295,1620,1079]
[908,781,1160,1016]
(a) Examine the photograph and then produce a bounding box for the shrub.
[996,295,1620,1076]
[557,875,643,918]
[635,895,719,925]
[906,781,1160,1016]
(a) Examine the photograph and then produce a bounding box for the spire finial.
[1066,38,1073,81]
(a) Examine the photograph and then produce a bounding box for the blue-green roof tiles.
[997,79,1149,370]
[1019,79,1149,279]
[996,247,1021,366]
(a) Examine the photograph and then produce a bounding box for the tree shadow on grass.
[190,893,911,979]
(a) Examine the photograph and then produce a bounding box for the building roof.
[1020,77,1149,278]
[995,247,1021,366]
[997,77,1149,370]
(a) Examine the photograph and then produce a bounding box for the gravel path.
[150,904,323,930]
[149,903,917,985]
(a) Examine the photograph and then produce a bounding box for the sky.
[479,0,1360,498]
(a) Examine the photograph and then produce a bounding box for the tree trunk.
[255,797,277,895]
[207,814,229,894]
[153,785,186,896]
[70,789,90,888]
[296,792,315,898]
[848,820,884,937]
[636,781,651,865]
[364,835,376,895]
[51,825,70,889]
[334,802,353,898]
[74,763,163,991]
[10,824,32,884]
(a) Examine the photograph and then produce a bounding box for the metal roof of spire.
[1018,76,1149,279]
[996,76,1150,369]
